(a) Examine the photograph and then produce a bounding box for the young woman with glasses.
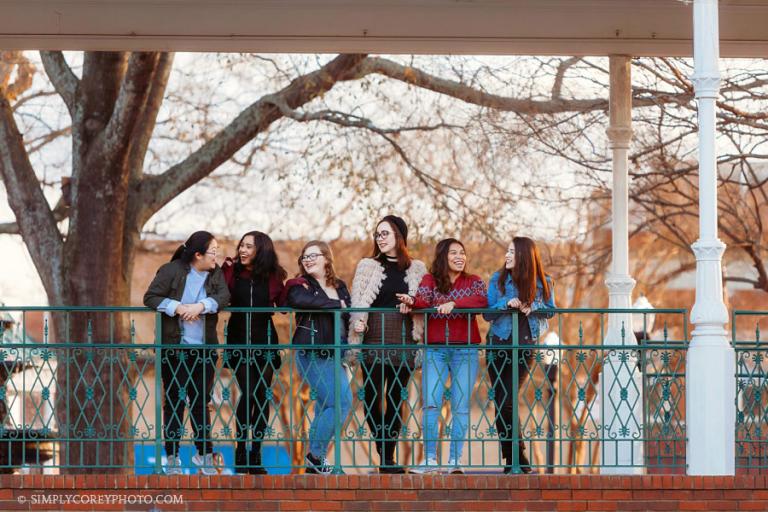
[281,241,353,474]
[348,215,427,473]
[143,231,230,475]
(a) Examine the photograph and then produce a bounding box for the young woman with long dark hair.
[143,231,230,475]
[282,241,353,474]
[486,236,555,474]
[221,231,286,474]
[399,238,488,474]
[348,215,427,474]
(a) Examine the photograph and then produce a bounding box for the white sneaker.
[164,455,183,476]
[192,452,219,475]
[447,457,464,474]
[411,457,441,474]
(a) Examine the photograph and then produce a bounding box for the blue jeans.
[421,346,480,462]
[296,351,353,458]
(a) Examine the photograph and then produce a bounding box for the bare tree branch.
[103,52,161,158]
[128,52,174,182]
[0,92,64,301]
[139,53,367,223]
[40,51,79,115]
[359,57,686,115]
[0,196,69,234]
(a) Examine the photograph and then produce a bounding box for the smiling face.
[505,242,515,269]
[238,235,256,267]
[375,221,397,257]
[193,238,218,272]
[301,245,326,279]
[447,242,466,273]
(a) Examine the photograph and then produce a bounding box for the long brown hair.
[497,236,551,305]
[297,240,341,288]
[370,218,412,270]
[430,238,466,294]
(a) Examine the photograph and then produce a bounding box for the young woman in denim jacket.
[485,236,555,474]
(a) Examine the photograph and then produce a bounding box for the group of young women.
[143,216,556,476]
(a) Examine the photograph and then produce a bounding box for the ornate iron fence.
[0,306,688,474]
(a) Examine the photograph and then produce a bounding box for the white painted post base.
[600,274,644,474]
[686,240,735,475]
[686,0,736,476]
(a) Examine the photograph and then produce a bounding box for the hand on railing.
[343,347,360,368]
[396,293,414,306]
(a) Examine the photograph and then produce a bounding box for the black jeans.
[160,346,215,457]
[232,351,278,465]
[361,356,413,464]
[487,318,534,465]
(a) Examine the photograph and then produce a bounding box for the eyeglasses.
[301,253,322,262]
[374,230,391,241]
[205,250,218,257]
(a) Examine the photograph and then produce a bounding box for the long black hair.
[234,231,287,282]
[171,231,215,264]
[430,238,466,294]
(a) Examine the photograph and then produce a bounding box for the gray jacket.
[143,259,230,345]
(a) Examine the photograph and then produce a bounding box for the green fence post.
[511,310,520,473]
[154,312,163,475]
[333,310,343,474]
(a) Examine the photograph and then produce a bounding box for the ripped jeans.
[421,346,479,462]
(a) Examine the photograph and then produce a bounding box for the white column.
[599,55,643,475]
[686,0,735,476]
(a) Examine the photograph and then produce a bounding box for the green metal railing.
[0,306,689,474]
[733,310,768,472]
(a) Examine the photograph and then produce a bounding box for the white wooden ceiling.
[1,0,767,57]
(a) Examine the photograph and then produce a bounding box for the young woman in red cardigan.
[398,238,488,474]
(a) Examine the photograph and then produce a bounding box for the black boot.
[378,438,405,474]
[502,444,532,474]
[379,460,406,474]
[518,443,532,474]
[234,447,248,475]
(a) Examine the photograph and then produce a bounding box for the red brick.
[586,501,618,511]
[603,490,632,499]
[252,501,282,511]
[678,501,710,511]
[385,490,418,501]
[281,501,313,511]
[313,501,344,511]
[739,502,768,511]
[572,490,601,500]
[542,489,571,500]
[725,489,757,500]
[200,489,231,500]
[556,501,588,511]
[342,502,371,512]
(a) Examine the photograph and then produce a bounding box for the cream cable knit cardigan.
[348,258,427,345]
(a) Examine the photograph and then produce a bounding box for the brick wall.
[2,474,766,511]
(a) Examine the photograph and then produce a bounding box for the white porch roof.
[2,0,768,57]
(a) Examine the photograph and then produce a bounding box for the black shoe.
[234,452,248,475]
[305,453,332,475]
[379,461,406,474]
[503,456,533,474]
[247,466,268,475]
[518,449,533,474]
